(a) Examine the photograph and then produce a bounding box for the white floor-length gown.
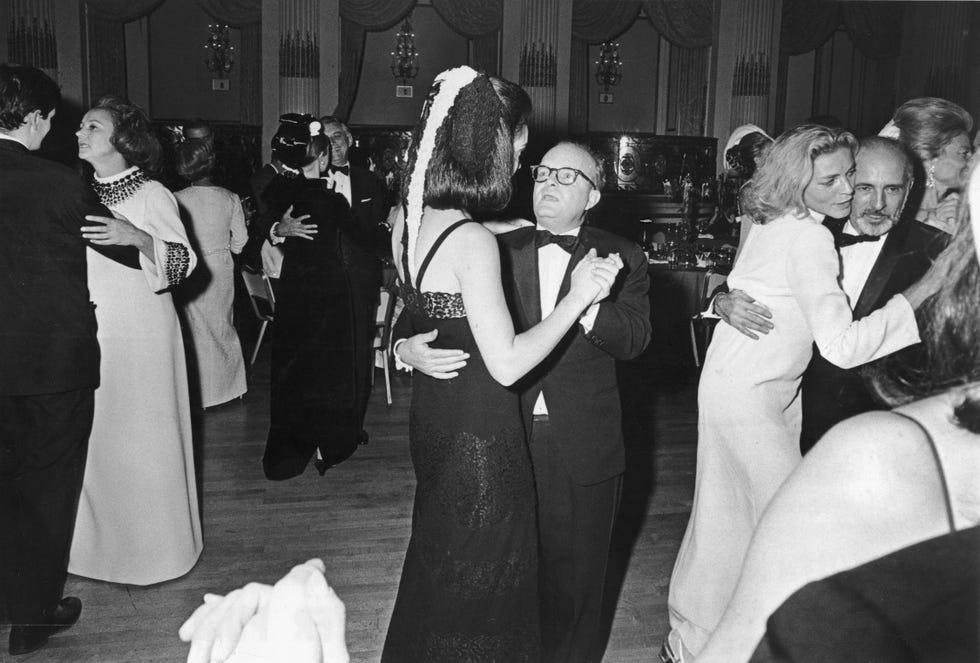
[174,184,248,408]
[70,167,203,585]
[667,210,921,656]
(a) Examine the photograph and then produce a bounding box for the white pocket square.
[360,198,373,203]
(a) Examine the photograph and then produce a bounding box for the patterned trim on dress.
[92,168,149,206]
[164,241,191,287]
[401,284,466,319]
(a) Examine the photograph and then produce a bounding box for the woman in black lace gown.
[381,69,623,661]
[262,114,371,480]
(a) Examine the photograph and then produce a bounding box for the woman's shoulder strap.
[890,410,957,532]
[416,218,473,289]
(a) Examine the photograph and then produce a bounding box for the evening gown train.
[382,220,540,662]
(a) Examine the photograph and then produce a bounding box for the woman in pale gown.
[174,135,248,408]
[663,125,930,661]
[71,95,202,585]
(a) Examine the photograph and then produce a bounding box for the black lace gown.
[382,220,540,662]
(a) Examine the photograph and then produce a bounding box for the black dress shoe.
[358,430,369,446]
[9,597,82,656]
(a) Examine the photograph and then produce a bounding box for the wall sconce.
[390,19,419,91]
[204,24,235,78]
[595,41,622,103]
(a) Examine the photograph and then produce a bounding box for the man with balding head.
[397,141,651,662]
[716,136,948,454]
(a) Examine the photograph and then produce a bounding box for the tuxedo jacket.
[0,140,136,395]
[339,165,389,293]
[499,225,651,485]
[799,218,947,452]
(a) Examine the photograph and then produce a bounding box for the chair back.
[376,285,398,349]
[241,269,275,321]
[698,270,728,310]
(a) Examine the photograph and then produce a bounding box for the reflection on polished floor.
[9,340,699,663]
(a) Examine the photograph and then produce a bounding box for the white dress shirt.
[838,220,887,308]
[534,227,599,415]
[325,166,351,205]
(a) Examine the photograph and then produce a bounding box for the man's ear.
[24,109,42,129]
[585,187,601,211]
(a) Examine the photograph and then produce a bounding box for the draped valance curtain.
[334,0,504,120]
[780,0,904,59]
[568,0,712,133]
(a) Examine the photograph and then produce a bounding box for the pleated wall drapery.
[729,0,776,132]
[7,0,58,79]
[279,0,319,116]
[916,3,971,103]
[518,0,560,135]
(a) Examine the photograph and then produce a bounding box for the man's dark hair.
[0,64,60,130]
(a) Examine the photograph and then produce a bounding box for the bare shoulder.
[803,410,938,500]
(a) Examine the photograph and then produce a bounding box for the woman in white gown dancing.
[71,96,202,585]
[664,125,929,661]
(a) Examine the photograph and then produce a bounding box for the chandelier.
[594,41,623,92]
[204,24,235,77]
[390,20,419,84]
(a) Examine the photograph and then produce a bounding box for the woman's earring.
[926,162,936,189]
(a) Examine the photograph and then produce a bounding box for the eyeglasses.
[530,165,597,189]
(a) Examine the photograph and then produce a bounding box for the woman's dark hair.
[175,137,215,182]
[91,95,161,173]
[0,64,60,130]
[271,113,329,171]
[869,163,980,432]
[490,75,531,136]
[738,131,773,178]
[403,72,517,215]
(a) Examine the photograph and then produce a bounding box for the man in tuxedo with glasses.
[396,141,651,663]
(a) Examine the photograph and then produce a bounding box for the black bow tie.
[836,233,881,248]
[327,164,349,176]
[534,229,578,253]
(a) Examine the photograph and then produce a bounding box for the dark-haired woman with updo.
[174,134,248,408]
[262,114,372,480]
[70,95,202,585]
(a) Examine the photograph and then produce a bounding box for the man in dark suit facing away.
[0,64,138,656]
[396,141,651,662]
[715,136,947,454]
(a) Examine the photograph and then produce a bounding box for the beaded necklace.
[92,168,149,207]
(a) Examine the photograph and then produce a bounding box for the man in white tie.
[396,141,651,663]
[716,136,947,454]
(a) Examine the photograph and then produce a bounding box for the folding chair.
[372,285,398,406]
[240,268,276,366]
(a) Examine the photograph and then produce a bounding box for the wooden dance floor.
[8,342,699,662]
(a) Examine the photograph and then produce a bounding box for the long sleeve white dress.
[666,210,921,656]
[70,167,203,585]
[175,184,248,408]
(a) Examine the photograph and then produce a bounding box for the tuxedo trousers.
[0,389,93,623]
[530,415,623,663]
